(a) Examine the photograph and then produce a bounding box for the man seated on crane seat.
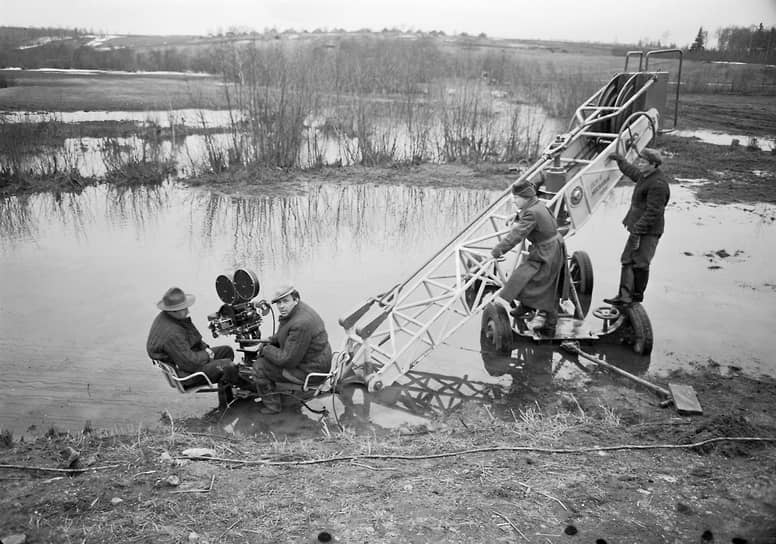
[491,180,565,337]
[603,147,671,308]
[147,286,243,389]
[251,283,333,414]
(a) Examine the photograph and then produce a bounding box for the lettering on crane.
[589,173,611,200]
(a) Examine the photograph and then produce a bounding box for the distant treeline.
[3,23,776,74]
[685,23,776,64]
[0,26,221,72]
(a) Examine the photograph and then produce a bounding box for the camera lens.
[234,268,260,300]
[215,273,238,304]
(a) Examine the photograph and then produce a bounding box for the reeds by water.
[5,34,775,184]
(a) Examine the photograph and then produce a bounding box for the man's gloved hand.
[628,234,641,251]
[491,247,503,259]
[609,152,624,162]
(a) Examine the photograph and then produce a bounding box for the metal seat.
[151,359,219,394]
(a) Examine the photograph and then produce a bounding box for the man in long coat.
[491,180,564,336]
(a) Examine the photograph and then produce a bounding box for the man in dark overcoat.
[604,147,671,307]
[252,283,332,413]
[147,286,240,386]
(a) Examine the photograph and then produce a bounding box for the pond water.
[0,108,236,127]
[1,181,774,438]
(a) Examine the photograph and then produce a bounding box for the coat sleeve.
[165,335,210,373]
[493,208,537,255]
[262,325,312,369]
[616,159,644,183]
[631,182,669,234]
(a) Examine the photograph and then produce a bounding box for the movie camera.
[207,268,271,340]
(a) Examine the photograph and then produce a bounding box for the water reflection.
[199,368,504,439]
[0,182,496,268]
[1,180,774,438]
[0,181,499,437]
[0,109,237,127]
[3,105,564,176]
[481,334,651,411]
[342,369,500,422]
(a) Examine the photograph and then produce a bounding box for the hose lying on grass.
[174,436,776,466]
[2,436,773,473]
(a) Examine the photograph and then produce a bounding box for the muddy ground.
[1,93,776,543]
[1,366,775,544]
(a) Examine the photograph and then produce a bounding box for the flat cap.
[271,282,297,303]
[639,148,663,166]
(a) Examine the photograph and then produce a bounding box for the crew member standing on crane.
[491,180,564,337]
[604,148,671,307]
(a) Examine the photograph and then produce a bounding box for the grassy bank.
[1,369,775,543]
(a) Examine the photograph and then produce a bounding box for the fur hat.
[511,180,536,197]
[157,287,196,311]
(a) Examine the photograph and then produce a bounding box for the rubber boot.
[604,265,634,306]
[632,268,650,303]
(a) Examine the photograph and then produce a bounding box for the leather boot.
[512,302,535,319]
[535,310,557,337]
[632,268,650,303]
[604,265,634,306]
[256,383,282,414]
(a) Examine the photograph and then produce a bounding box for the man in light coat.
[491,180,564,336]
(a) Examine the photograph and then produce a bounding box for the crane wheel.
[481,303,513,355]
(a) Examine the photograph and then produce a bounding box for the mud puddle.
[674,128,776,151]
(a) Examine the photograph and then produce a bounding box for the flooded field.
[1,104,559,175]
[1,180,774,439]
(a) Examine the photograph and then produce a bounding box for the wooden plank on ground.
[669,383,703,415]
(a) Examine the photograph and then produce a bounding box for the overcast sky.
[2,0,775,46]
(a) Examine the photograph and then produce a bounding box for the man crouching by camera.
[252,283,332,414]
[147,286,242,393]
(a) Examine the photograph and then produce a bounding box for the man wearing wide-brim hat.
[604,147,671,326]
[147,286,241,393]
[490,179,565,336]
[251,282,332,414]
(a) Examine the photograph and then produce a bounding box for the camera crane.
[330,49,683,394]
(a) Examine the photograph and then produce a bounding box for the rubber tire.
[569,250,594,317]
[570,250,594,294]
[625,303,653,355]
[465,280,498,311]
[481,303,513,355]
